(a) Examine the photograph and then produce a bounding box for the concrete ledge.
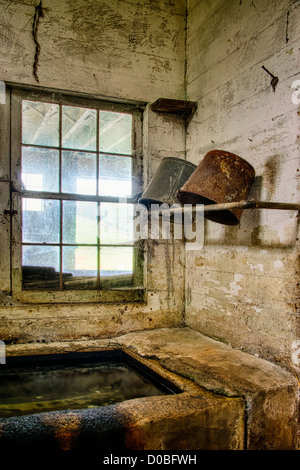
[0,394,245,453]
[116,328,299,450]
[4,326,299,450]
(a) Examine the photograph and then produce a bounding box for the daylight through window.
[19,98,140,292]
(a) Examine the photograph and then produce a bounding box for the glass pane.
[99,154,132,197]
[22,199,60,243]
[62,246,97,289]
[22,245,60,290]
[63,201,98,244]
[100,111,132,155]
[100,203,134,244]
[62,106,96,151]
[22,100,59,147]
[22,147,59,193]
[100,247,133,288]
[62,151,97,195]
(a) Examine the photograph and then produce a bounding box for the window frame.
[10,87,145,304]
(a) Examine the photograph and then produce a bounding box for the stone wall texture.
[185,0,300,373]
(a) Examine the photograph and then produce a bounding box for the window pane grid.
[22,142,134,159]
[22,243,135,247]
[21,100,135,291]
[96,110,100,288]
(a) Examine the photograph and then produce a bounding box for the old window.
[10,88,144,303]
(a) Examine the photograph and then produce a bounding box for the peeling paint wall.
[0,0,186,102]
[185,0,300,372]
[0,0,187,342]
[0,0,299,376]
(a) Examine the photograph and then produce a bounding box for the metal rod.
[203,200,300,212]
[150,200,300,214]
[11,190,300,211]
[21,142,133,158]
[15,189,135,204]
[22,242,134,247]
[262,65,276,79]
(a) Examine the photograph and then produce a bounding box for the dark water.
[0,361,167,418]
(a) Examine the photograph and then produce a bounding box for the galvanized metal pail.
[139,157,197,209]
[176,149,255,225]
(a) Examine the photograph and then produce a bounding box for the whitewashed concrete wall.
[185,0,300,371]
[1,0,299,372]
[0,0,187,342]
[0,0,186,102]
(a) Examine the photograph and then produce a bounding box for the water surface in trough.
[0,360,169,418]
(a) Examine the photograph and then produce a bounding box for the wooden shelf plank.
[150,98,197,116]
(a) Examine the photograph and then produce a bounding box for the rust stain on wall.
[263,155,280,198]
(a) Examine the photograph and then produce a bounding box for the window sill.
[11,287,146,304]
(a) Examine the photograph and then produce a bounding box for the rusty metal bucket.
[176,150,255,225]
[139,157,197,209]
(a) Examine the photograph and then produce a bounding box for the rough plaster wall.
[0,0,186,102]
[185,0,300,371]
[0,0,187,342]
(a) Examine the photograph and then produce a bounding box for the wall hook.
[262,65,279,92]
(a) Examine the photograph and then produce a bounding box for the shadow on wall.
[204,176,299,248]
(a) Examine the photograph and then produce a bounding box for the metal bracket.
[4,209,18,216]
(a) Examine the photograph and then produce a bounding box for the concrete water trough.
[0,344,245,454]
[1,327,298,454]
